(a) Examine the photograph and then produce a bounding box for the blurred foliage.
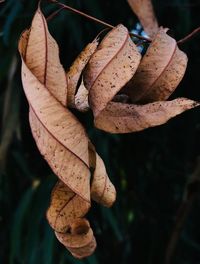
[1,0,200,263]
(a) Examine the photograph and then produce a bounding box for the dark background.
[1,0,200,263]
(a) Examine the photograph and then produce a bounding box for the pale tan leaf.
[46,181,90,233]
[22,8,67,105]
[67,39,99,108]
[18,9,91,201]
[84,24,141,116]
[95,98,199,133]
[74,79,89,112]
[127,0,159,38]
[89,143,116,207]
[55,221,96,259]
[126,28,188,103]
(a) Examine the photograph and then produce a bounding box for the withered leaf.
[55,221,96,259]
[95,99,199,134]
[19,7,116,259]
[84,24,141,117]
[21,8,67,106]
[89,143,116,207]
[126,28,188,103]
[47,181,90,233]
[127,0,159,38]
[67,39,99,108]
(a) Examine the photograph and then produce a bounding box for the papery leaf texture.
[19,7,115,259]
[127,0,159,37]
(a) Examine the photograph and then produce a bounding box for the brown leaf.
[55,221,96,259]
[21,8,67,106]
[127,0,159,38]
[19,10,91,202]
[19,8,116,259]
[46,181,90,233]
[67,39,99,108]
[84,24,141,117]
[74,79,89,112]
[95,98,199,133]
[89,143,116,207]
[126,28,188,103]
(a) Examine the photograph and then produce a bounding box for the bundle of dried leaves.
[18,0,199,259]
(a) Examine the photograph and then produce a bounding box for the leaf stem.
[178,26,200,44]
[48,0,151,42]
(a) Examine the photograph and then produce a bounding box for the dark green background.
[1,0,200,263]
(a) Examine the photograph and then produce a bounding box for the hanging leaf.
[94,98,199,133]
[127,0,159,38]
[18,7,116,259]
[67,39,99,108]
[84,24,141,116]
[55,219,96,259]
[47,181,90,233]
[89,142,116,207]
[126,28,188,103]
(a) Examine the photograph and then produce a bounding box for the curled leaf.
[46,181,90,233]
[95,99,199,134]
[84,24,141,116]
[55,222,96,259]
[19,7,116,259]
[67,39,99,108]
[74,79,90,112]
[126,28,188,103]
[89,143,116,207]
[127,0,159,38]
[21,8,67,106]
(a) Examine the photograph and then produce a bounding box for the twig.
[165,158,200,264]
[48,0,151,42]
[46,7,65,22]
[178,26,200,45]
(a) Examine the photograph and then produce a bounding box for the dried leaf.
[55,221,96,259]
[89,143,116,207]
[84,24,141,117]
[67,39,99,108]
[74,79,89,112]
[22,8,67,106]
[126,28,188,103]
[19,8,116,259]
[46,181,90,233]
[127,0,159,38]
[19,11,91,202]
[95,98,199,134]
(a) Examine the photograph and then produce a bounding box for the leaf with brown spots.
[55,219,96,259]
[67,39,99,108]
[89,143,116,207]
[94,98,199,134]
[127,0,159,38]
[84,24,141,115]
[46,181,90,233]
[18,7,116,259]
[126,28,188,103]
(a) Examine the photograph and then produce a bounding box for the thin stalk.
[178,26,200,44]
[48,0,151,42]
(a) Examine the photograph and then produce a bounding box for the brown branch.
[178,26,200,45]
[165,158,200,264]
[46,7,65,22]
[48,0,151,42]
